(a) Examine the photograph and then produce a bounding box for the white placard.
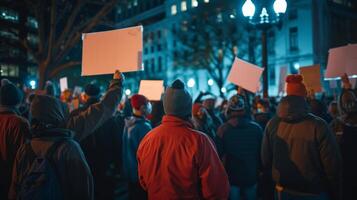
[138,80,164,101]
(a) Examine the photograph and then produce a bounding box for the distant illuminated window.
[181,1,187,12]
[204,0,209,3]
[0,64,19,77]
[192,0,198,7]
[27,17,38,28]
[127,2,132,9]
[0,9,18,22]
[133,0,138,6]
[171,5,177,15]
[117,7,122,14]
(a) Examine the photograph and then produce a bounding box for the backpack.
[17,139,66,200]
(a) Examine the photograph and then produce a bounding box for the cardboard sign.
[138,80,164,101]
[60,77,68,92]
[227,58,263,93]
[82,25,143,76]
[299,64,322,92]
[325,44,357,79]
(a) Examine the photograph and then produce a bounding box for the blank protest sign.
[325,44,357,78]
[138,80,164,101]
[227,58,263,93]
[299,64,322,92]
[60,77,68,92]
[82,25,143,76]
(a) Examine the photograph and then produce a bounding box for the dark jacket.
[122,115,152,182]
[262,96,342,199]
[80,114,124,200]
[67,79,123,141]
[8,128,93,200]
[217,116,263,187]
[0,106,30,200]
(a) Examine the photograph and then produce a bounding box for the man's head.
[256,99,270,113]
[225,94,245,119]
[131,94,152,117]
[285,74,307,97]
[192,103,208,121]
[83,83,100,103]
[0,81,23,107]
[328,101,339,118]
[30,94,66,128]
[163,79,192,120]
[202,95,216,111]
[339,90,357,115]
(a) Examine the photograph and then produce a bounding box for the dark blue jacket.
[122,115,152,182]
[217,116,263,187]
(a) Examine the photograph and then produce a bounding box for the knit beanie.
[163,79,192,118]
[0,82,23,106]
[192,103,203,116]
[227,94,245,111]
[286,74,307,97]
[85,83,100,97]
[131,94,149,110]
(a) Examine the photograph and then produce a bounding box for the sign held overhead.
[82,25,143,76]
[227,57,264,93]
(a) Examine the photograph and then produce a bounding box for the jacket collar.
[0,105,19,115]
[162,115,193,128]
[31,127,74,139]
[227,116,250,127]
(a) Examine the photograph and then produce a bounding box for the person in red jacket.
[0,79,30,200]
[137,79,230,200]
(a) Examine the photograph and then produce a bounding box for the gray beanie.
[163,79,192,118]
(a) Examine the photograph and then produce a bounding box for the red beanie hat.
[192,103,203,116]
[285,74,307,97]
[131,94,149,110]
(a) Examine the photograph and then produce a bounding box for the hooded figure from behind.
[261,75,342,200]
[9,95,94,200]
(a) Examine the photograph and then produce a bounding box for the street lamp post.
[242,0,287,98]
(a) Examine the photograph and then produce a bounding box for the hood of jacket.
[31,127,74,139]
[124,115,149,128]
[277,96,309,122]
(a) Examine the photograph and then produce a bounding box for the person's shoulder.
[216,122,232,138]
[306,113,328,126]
[248,120,263,131]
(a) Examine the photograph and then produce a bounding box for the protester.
[308,98,332,123]
[202,96,223,131]
[0,80,30,200]
[332,74,357,200]
[122,94,152,200]
[192,103,216,140]
[216,94,263,200]
[137,79,230,200]
[8,94,93,200]
[253,99,273,130]
[149,100,164,128]
[69,82,101,117]
[261,74,342,200]
[45,81,70,119]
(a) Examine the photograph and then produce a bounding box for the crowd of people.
[0,70,356,200]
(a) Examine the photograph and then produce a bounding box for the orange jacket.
[137,115,230,200]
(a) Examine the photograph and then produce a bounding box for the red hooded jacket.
[137,115,230,200]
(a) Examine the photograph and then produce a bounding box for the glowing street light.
[29,80,36,89]
[125,89,131,96]
[208,79,214,86]
[273,0,288,14]
[221,87,227,93]
[187,78,195,88]
[242,0,255,18]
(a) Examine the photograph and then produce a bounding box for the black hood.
[277,96,309,122]
[30,95,66,128]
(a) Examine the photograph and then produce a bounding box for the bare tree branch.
[48,61,81,78]
[45,0,56,65]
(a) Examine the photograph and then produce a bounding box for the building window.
[157,30,161,39]
[289,27,298,51]
[27,66,38,76]
[204,0,210,3]
[144,60,149,71]
[0,64,19,77]
[157,44,162,51]
[288,9,297,20]
[144,47,148,54]
[151,58,155,72]
[27,17,38,28]
[171,5,177,15]
[151,46,155,53]
[181,1,187,12]
[192,0,198,7]
[133,0,138,6]
[173,40,177,48]
[158,56,163,71]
